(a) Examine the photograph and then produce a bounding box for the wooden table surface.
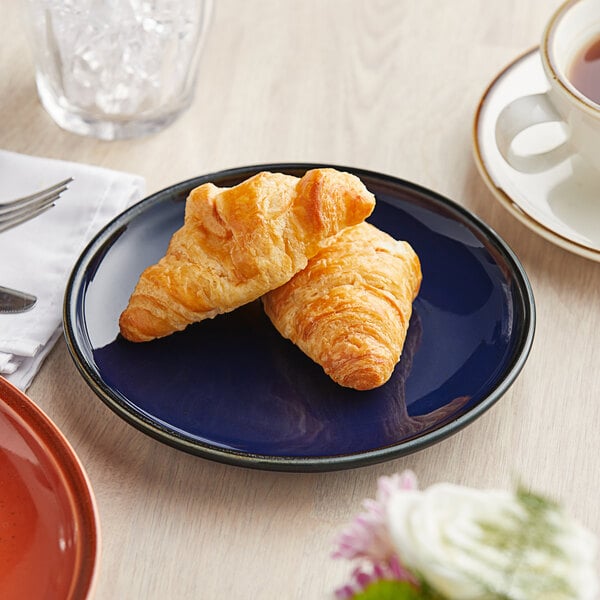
[2,0,599,597]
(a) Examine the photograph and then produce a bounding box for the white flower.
[386,482,599,600]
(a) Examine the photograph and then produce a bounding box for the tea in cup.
[495,0,600,173]
[569,34,600,104]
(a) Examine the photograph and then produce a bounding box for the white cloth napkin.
[0,150,145,390]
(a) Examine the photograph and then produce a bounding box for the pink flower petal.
[334,585,355,599]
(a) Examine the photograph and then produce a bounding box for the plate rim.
[63,162,536,472]
[472,46,600,263]
[0,375,101,599]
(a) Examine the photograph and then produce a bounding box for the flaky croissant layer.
[262,222,422,390]
[119,169,375,342]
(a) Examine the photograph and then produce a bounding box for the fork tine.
[0,177,72,232]
[0,180,72,216]
[0,190,62,220]
[0,178,73,210]
[0,203,55,233]
[0,179,71,207]
[0,179,73,218]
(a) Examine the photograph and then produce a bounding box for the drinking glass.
[22,0,213,140]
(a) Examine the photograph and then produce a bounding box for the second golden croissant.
[262,222,422,391]
[119,168,375,342]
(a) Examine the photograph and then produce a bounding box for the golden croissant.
[119,169,375,342]
[262,222,422,391]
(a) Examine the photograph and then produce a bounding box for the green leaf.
[350,579,447,600]
[351,580,421,600]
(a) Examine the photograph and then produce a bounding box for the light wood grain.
[2,0,599,597]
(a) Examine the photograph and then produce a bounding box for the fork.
[0,177,73,233]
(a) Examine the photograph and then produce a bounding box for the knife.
[0,285,37,314]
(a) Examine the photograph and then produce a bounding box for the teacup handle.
[495,92,572,173]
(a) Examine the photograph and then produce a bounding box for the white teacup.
[495,0,600,173]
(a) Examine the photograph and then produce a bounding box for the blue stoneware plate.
[64,164,535,472]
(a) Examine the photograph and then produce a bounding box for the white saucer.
[473,48,600,262]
